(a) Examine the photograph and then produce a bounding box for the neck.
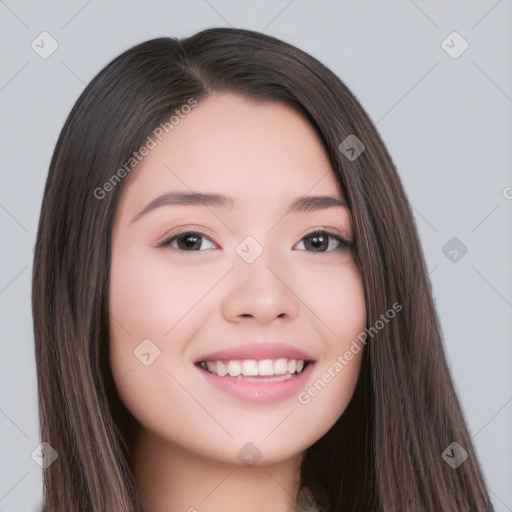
[132,427,304,512]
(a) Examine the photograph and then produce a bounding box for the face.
[109,92,366,466]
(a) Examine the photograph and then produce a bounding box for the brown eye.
[296,230,351,253]
[159,231,216,251]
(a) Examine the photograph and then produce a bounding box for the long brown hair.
[32,28,494,511]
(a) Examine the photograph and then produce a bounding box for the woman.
[32,27,494,511]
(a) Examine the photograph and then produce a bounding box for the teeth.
[200,358,307,377]
[258,359,274,376]
[242,360,258,376]
[227,360,242,377]
[216,361,228,377]
[274,358,288,375]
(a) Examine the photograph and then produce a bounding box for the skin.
[109,92,367,512]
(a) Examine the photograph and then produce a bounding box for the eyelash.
[156,229,353,253]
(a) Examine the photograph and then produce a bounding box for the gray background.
[1,1,511,510]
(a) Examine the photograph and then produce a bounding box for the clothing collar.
[291,486,322,512]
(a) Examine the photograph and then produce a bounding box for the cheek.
[302,256,367,341]
[107,248,212,438]
[108,247,228,396]
[292,259,366,430]
[109,248,220,341]
[108,248,185,384]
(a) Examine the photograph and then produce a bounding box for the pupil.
[308,234,327,251]
[179,233,201,250]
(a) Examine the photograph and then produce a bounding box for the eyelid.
[155,225,219,249]
[305,227,352,244]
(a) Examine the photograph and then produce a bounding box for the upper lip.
[195,342,315,363]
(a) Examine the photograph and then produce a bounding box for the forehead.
[118,93,343,215]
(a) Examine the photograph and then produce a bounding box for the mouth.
[193,342,316,402]
[195,358,312,383]
[195,357,315,403]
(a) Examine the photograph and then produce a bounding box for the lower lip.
[197,363,315,403]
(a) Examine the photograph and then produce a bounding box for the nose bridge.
[220,236,300,323]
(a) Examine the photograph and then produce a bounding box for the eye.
[157,231,216,251]
[157,229,352,253]
[294,230,352,252]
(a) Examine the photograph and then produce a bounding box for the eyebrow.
[130,191,347,224]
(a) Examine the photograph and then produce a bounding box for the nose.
[220,255,300,325]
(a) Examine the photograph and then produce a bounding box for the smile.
[196,358,314,403]
[198,358,308,379]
